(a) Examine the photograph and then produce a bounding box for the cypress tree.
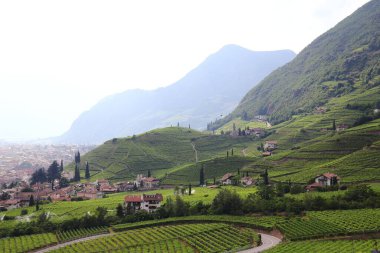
[226,151,229,158]
[29,195,35,206]
[188,183,192,196]
[263,169,269,185]
[147,169,151,178]
[36,200,40,211]
[332,119,336,131]
[85,161,90,179]
[231,148,234,156]
[60,160,64,172]
[199,164,205,186]
[74,164,80,182]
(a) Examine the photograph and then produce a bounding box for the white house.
[221,173,234,185]
[264,141,278,151]
[124,193,163,213]
[315,173,340,186]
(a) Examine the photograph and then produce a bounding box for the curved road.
[35,232,280,253]
[237,234,281,253]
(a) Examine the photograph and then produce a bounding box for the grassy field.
[0,186,257,229]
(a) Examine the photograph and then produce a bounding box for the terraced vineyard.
[112,215,284,231]
[49,223,258,253]
[277,208,380,240]
[0,233,57,253]
[266,239,380,253]
[56,227,109,242]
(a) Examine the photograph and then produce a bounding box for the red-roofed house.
[315,173,340,187]
[124,193,163,213]
[142,177,160,189]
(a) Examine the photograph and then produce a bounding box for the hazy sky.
[0,0,370,140]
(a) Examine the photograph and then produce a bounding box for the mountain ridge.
[56,45,295,144]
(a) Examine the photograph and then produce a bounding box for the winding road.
[237,234,281,253]
[34,232,281,253]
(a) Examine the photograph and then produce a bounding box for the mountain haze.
[57,45,295,144]
[214,0,380,127]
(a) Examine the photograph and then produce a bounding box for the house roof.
[306,182,323,189]
[265,141,278,144]
[321,172,339,179]
[125,195,143,202]
[221,173,234,181]
[143,177,159,182]
[143,193,163,201]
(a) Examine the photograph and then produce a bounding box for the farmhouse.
[124,193,163,213]
[221,173,234,185]
[262,151,272,157]
[306,173,340,191]
[264,141,278,151]
[337,124,349,132]
[142,177,160,189]
[240,176,255,186]
[248,128,265,137]
[0,199,21,210]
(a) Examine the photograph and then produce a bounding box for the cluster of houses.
[219,173,256,187]
[0,174,161,211]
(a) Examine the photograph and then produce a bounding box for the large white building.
[124,193,163,213]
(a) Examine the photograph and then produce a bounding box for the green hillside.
[72,127,255,182]
[212,0,380,127]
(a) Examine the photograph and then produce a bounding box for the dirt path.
[191,142,198,163]
[33,233,111,253]
[237,233,281,253]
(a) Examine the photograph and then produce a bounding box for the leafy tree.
[199,164,205,186]
[116,203,124,218]
[47,160,61,183]
[30,168,47,185]
[85,161,90,179]
[0,192,10,200]
[59,177,70,188]
[174,196,190,216]
[211,189,243,215]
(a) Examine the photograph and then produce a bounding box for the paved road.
[237,233,281,253]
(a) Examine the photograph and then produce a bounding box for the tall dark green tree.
[147,169,151,177]
[30,168,47,185]
[188,183,192,196]
[199,164,205,186]
[74,164,80,182]
[75,151,81,164]
[332,119,336,131]
[29,195,35,206]
[116,203,124,218]
[60,160,64,172]
[231,148,234,156]
[47,161,61,183]
[262,169,269,185]
[85,161,90,179]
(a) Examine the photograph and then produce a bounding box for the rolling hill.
[57,45,295,144]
